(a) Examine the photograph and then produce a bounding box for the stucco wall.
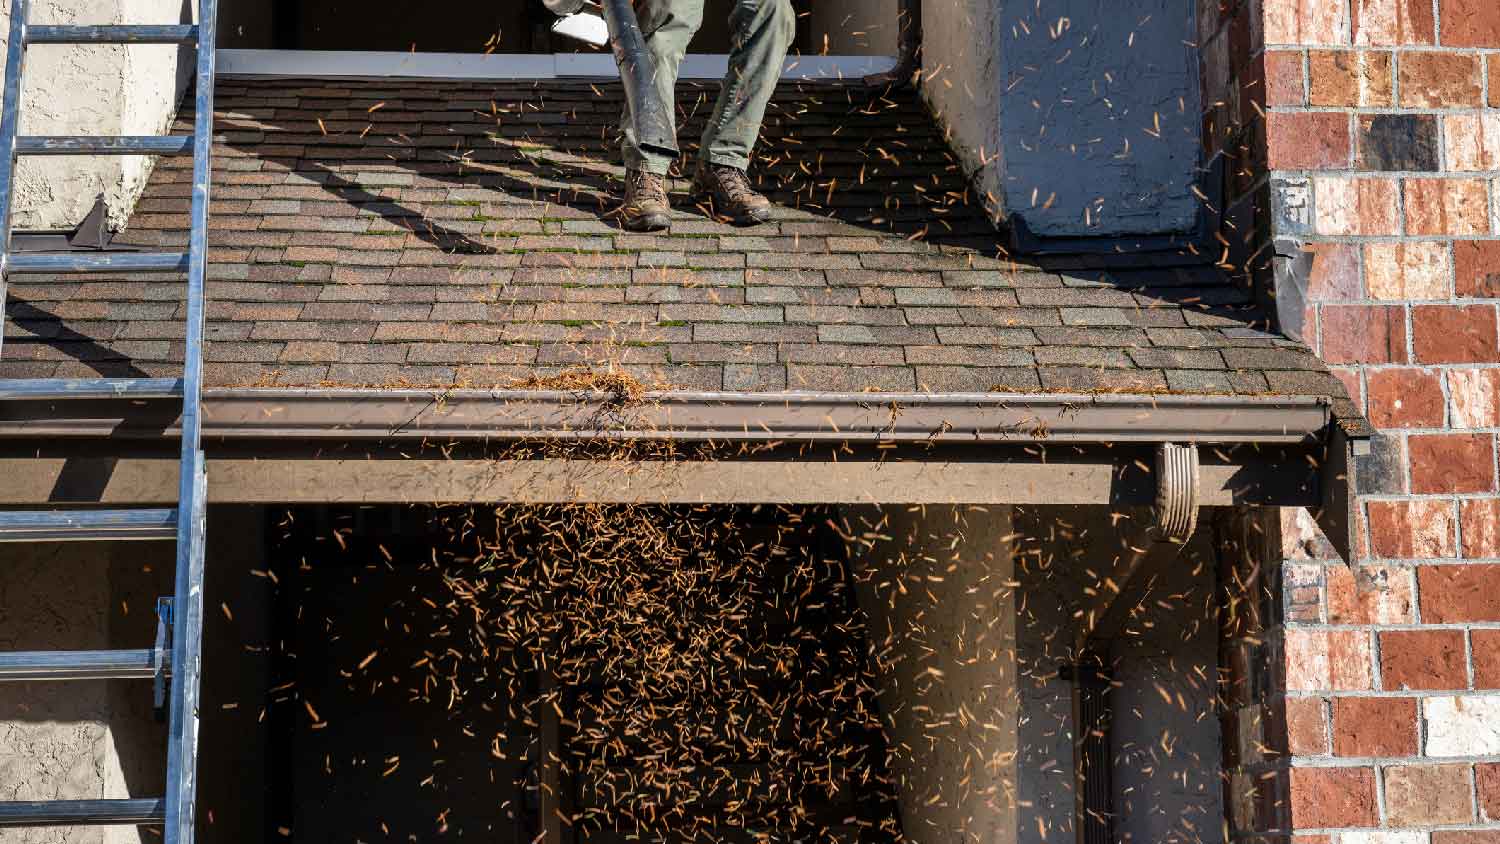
[0,536,171,844]
[0,506,271,844]
[0,0,193,230]
[921,0,1204,238]
[994,0,1203,238]
[918,0,1001,220]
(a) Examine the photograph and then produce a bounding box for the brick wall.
[1221,0,1500,841]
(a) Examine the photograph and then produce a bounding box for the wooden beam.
[0,457,1319,507]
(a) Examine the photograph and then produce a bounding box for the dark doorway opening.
[264,504,902,844]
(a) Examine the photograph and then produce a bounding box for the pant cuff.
[624,148,674,175]
[702,151,751,171]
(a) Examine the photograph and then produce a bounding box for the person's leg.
[698,0,795,171]
[618,0,703,175]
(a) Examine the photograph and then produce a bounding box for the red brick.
[1409,433,1497,493]
[1456,241,1500,299]
[1384,764,1475,825]
[1364,241,1450,299]
[1285,697,1329,755]
[1266,0,1351,45]
[1404,179,1491,236]
[1328,563,1414,622]
[1413,305,1499,364]
[1309,50,1392,105]
[1366,368,1444,427]
[1288,766,1378,828]
[1268,112,1352,169]
[1480,762,1500,821]
[1284,628,1373,690]
[1399,52,1484,106]
[1380,629,1468,689]
[1315,177,1399,236]
[1464,499,1500,558]
[1435,832,1500,844]
[1441,0,1500,46]
[1306,242,1362,301]
[1446,113,1500,171]
[1449,369,1500,429]
[1266,51,1306,106]
[1353,0,1437,44]
[1321,305,1408,363]
[1332,696,1417,755]
[1367,499,1455,558]
[1476,630,1500,688]
[1419,564,1500,621]
[1331,366,1364,409]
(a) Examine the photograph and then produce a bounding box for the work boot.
[618,168,671,232]
[693,164,773,226]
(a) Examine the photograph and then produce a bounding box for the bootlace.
[628,169,667,204]
[712,165,759,203]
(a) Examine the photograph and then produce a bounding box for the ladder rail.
[0,0,30,357]
[163,0,217,839]
[0,0,216,839]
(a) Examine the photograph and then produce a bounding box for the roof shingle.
[4,78,1355,417]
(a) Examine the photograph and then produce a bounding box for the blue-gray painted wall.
[996,0,1204,238]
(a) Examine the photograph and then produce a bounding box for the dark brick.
[1357,115,1439,171]
[1355,433,1407,495]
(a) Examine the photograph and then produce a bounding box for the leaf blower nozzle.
[545,0,678,159]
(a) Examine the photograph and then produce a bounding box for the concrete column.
[842,504,1018,844]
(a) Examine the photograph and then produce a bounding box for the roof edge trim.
[0,388,1338,444]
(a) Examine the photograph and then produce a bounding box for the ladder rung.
[0,799,165,826]
[0,377,183,400]
[5,251,188,273]
[0,649,164,681]
[0,509,178,541]
[26,24,199,44]
[17,135,193,156]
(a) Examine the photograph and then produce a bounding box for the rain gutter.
[0,388,1345,445]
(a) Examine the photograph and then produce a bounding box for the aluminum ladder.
[0,0,218,841]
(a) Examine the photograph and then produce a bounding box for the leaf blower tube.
[543,0,679,159]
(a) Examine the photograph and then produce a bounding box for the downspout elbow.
[862,0,920,87]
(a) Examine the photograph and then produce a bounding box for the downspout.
[863,0,920,86]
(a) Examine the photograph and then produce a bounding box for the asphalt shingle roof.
[2,78,1353,406]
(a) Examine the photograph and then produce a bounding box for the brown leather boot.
[692,163,773,226]
[618,168,671,232]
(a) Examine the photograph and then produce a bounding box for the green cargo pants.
[613,0,796,175]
